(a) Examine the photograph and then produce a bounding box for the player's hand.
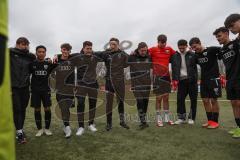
[220,75,226,88]
[130,50,136,55]
[53,54,58,64]
[172,80,179,91]
[46,58,52,63]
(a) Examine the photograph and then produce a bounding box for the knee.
[44,107,51,112]
[156,96,162,102]
[163,95,169,102]
[35,108,41,112]
[211,98,218,105]
[231,100,240,107]
[202,98,210,105]
[236,100,240,106]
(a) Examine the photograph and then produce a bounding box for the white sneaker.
[76,127,85,136]
[44,129,53,136]
[63,126,72,138]
[88,124,97,132]
[35,129,44,137]
[174,119,186,125]
[188,119,195,125]
[157,120,164,127]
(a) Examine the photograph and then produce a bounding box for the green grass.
[16,91,240,160]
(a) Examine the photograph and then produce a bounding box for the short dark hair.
[16,37,29,45]
[213,27,229,35]
[137,42,148,50]
[36,45,47,52]
[83,41,93,48]
[157,34,167,43]
[189,37,201,46]
[177,39,188,46]
[224,13,240,28]
[109,37,120,44]
[60,43,72,51]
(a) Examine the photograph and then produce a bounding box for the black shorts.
[226,80,240,100]
[153,76,171,95]
[200,79,222,98]
[31,91,52,108]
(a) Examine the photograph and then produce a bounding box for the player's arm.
[169,47,176,64]
[170,54,178,91]
[94,51,108,61]
[123,51,130,68]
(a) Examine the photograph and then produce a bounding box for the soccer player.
[213,13,240,138]
[225,13,240,39]
[128,42,152,129]
[213,26,240,138]
[30,45,54,137]
[53,43,75,138]
[10,37,36,144]
[189,37,221,129]
[149,34,176,127]
[95,38,130,131]
[70,41,101,136]
[171,39,198,125]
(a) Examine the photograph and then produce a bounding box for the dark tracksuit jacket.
[128,50,152,99]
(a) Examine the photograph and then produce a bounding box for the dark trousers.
[177,79,198,120]
[56,94,74,127]
[12,87,30,130]
[76,83,98,128]
[77,92,98,128]
[136,98,149,124]
[105,79,125,124]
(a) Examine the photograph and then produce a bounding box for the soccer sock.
[235,118,240,128]
[45,110,51,129]
[156,111,162,121]
[212,112,219,123]
[163,110,170,122]
[206,112,212,121]
[34,111,42,130]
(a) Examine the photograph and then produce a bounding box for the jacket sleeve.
[169,47,176,64]
[94,51,107,62]
[123,51,129,68]
[93,52,105,62]
[171,55,178,81]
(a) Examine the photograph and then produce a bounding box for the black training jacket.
[171,51,198,82]
[10,48,36,88]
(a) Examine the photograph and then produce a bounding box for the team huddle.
[10,13,240,144]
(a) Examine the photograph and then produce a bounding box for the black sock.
[64,121,70,127]
[45,110,51,129]
[107,114,112,125]
[212,112,219,123]
[34,111,42,130]
[235,118,240,128]
[206,112,212,121]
